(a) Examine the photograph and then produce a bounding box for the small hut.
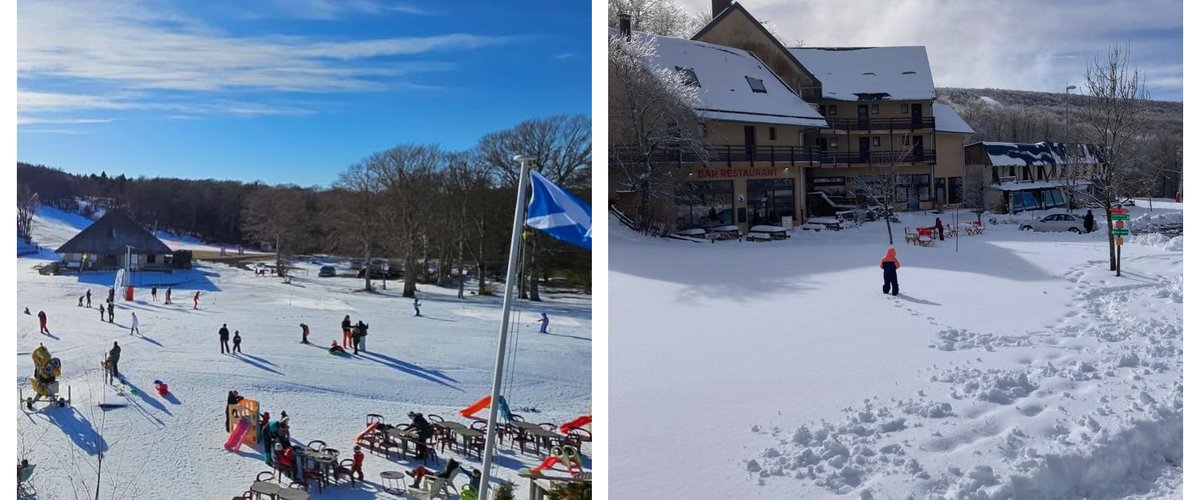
[55,210,175,271]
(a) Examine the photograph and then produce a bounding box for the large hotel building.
[611,1,974,233]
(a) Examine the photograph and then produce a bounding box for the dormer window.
[675,66,700,87]
[745,76,767,93]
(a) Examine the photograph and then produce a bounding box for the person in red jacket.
[351,446,365,482]
[37,311,48,334]
[880,247,901,296]
[276,443,295,479]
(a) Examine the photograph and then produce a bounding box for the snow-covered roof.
[932,103,973,134]
[788,47,936,101]
[974,141,1102,167]
[619,29,827,128]
[992,179,1094,191]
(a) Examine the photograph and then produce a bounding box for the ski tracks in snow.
[750,257,1182,498]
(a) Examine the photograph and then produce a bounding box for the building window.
[747,178,796,226]
[676,181,735,230]
[871,104,880,114]
[901,103,909,113]
[872,137,881,147]
[936,177,947,204]
[769,127,777,140]
[949,177,963,204]
[746,76,767,93]
[916,174,931,201]
[902,135,910,146]
[818,104,826,116]
[811,176,847,197]
[828,105,838,116]
[675,67,700,87]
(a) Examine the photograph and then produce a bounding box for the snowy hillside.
[610,206,1181,499]
[18,207,592,498]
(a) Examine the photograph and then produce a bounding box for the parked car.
[1020,213,1086,233]
[318,265,336,277]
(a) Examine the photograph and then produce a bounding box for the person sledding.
[329,340,348,355]
[880,247,901,296]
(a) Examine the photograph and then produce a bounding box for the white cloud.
[677,0,1181,98]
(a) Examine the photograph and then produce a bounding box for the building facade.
[55,210,177,271]
[963,141,1103,213]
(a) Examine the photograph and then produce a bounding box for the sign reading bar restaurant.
[696,168,780,179]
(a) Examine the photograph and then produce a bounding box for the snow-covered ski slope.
[611,203,1181,499]
[18,207,591,499]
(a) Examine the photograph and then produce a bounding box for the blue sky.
[17,0,592,187]
[679,0,1183,101]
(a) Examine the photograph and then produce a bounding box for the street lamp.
[1065,85,1077,212]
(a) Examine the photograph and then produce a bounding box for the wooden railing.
[824,116,936,132]
[610,145,936,166]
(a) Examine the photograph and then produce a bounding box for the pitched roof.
[933,103,974,134]
[55,210,173,255]
[617,29,827,128]
[788,47,936,101]
[970,141,1102,167]
[691,2,821,91]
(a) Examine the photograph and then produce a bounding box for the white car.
[1020,213,1087,233]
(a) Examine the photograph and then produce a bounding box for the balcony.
[610,145,936,167]
[823,116,935,132]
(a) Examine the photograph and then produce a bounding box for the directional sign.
[1111,228,1129,236]
[1111,214,1130,220]
[1114,220,1125,229]
[1111,207,1130,214]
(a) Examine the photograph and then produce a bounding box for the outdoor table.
[380,470,406,493]
[436,421,485,456]
[301,448,337,491]
[512,422,562,454]
[386,428,421,457]
[276,487,311,500]
[250,481,281,499]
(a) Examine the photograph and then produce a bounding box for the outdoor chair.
[334,458,357,487]
[511,427,538,456]
[563,428,591,449]
[366,413,385,426]
[306,440,326,452]
[405,469,458,500]
[17,463,35,499]
[231,491,253,500]
[256,470,276,483]
[903,227,919,245]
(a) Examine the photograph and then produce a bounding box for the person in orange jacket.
[880,247,900,296]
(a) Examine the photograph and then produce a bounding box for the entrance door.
[857,105,869,129]
[911,103,923,129]
[744,126,756,162]
[858,137,870,163]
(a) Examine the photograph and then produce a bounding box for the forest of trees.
[17,114,592,299]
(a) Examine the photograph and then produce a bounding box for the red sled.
[153,380,169,397]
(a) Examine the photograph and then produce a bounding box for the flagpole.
[478,154,536,500]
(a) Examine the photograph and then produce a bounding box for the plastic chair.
[256,470,276,482]
[335,458,357,487]
[306,440,326,452]
[366,413,385,426]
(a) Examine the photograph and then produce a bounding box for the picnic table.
[440,421,485,457]
[748,225,789,240]
[805,217,842,230]
[707,225,741,240]
[512,421,562,454]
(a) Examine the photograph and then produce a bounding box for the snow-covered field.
[611,204,1182,499]
[17,208,591,499]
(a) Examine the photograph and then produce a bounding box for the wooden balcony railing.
[610,145,937,167]
[823,116,936,132]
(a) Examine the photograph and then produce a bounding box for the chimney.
[713,0,732,17]
[618,13,631,40]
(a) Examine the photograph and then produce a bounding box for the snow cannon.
[26,345,68,409]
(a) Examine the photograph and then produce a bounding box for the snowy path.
[611,207,1181,499]
[18,208,592,499]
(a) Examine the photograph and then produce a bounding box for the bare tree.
[444,152,495,299]
[18,184,39,243]
[609,31,707,233]
[1078,44,1149,272]
[241,186,308,277]
[331,161,385,291]
[850,145,921,245]
[372,144,442,298]
[608,0,697,38]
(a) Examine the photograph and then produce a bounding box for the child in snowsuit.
[86,289,92,308]
[300,323,310,344]
[342,315,352,348]
[413,298,421,317]
[351,446,365,482]
[934,218,944,241]
[880,247,901,296]
[232,331,242,353]
[78,295,84,307]
[164,287,172,305]
[537,312,550,333]
[329,341,347,355]
[37,311,48,334]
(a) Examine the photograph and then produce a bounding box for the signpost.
[1109,206,1129,276]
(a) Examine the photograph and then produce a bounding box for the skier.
[934,217,945,241]
[107,301,115,323]
[408,411,434,460]
[341,315,352,348]
[232,330,242,354]
[219,324,231,354]
[413,297,421,317]
[130,311,140,335]
[193,291,201,310]
[1083,210,1095,233]
[151,286,158,302]
[537,312,550,334]
[37,311,48,334]
[299,323,310,344]
[86,289,92,308]
[164,287,172,305]
[880,247,901,296]
[108,341,121,380]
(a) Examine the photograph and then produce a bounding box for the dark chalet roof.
[55,210,172,255]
